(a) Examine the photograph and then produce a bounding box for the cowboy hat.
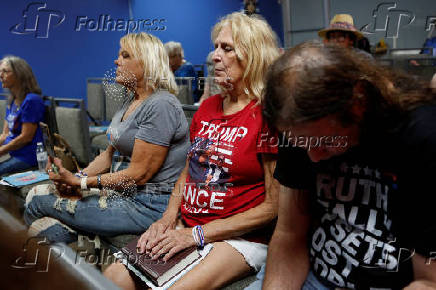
[318,14,364,40]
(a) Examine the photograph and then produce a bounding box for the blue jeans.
[244,264,331,290]
[24,184,170,244]
[301,271,331,290]
[0,156,33,175]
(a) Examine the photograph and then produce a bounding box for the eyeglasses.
[0,69,12,75]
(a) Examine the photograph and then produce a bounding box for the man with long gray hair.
[251,41,436,289]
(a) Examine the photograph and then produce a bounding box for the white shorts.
[224,238,268,272]
[115,238,267,290]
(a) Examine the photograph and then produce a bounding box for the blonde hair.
[164,41,184,58]
[212,12,279,102]
[120,33,178,95]
[1,55,41,101]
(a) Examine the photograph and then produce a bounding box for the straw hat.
[318,14,364,40]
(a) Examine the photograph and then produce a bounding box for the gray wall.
[285,0,436,49]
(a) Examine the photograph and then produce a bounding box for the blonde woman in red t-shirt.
[105,12,280,289]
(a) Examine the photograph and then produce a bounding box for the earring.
[244,88,249,95]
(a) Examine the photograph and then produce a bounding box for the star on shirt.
[363,166,373,177]
[351,164,361,174]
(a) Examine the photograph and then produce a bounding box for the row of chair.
[87,76,201,125]
[52,98,92,166]
[0,94,92,167]
[375,53,436,81]
[0,89,199,174]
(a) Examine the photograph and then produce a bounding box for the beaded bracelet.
[74,170,88,178]
[192,227,200,246]
[191,225,204,248]
[197,226,204,247]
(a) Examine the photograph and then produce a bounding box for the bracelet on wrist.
[80,176,88,191]
[75,170,88,178]
[97,174,103,190]
[191,225,205,248]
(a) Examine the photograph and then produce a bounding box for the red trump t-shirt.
[181,95,277,243]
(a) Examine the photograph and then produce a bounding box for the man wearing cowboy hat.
[318,14,364,48]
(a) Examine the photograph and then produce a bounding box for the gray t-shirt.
[107,90,189,191]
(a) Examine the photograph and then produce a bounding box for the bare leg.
[170,242,253,290]
[104,261,139,290]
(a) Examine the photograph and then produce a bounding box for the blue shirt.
[175,61,199,102]
[5,93,45,166]
[422,37,436,56]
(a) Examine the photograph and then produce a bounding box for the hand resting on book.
[121,236,201,287]
[137,213,177,254]
[137,217,195,262]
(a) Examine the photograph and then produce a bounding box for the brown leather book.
[121,237,201,287]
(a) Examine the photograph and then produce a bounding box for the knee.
[104,262,135,290]
[25,186,39,208]
[27,217,65,236]
[24,184,58,222]
[103,262,122,282]
[25,184,55,208]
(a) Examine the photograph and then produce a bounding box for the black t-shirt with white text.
[274,105,436,289]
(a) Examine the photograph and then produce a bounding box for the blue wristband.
[193,225,204,248]
[74,170,88,178]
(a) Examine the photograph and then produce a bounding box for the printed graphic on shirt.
[188,120,248,184]
[310,162,400,288]
[107,125,120,147]
[188,137,231,186]
[184,120,248,214]
[7,108,20,134]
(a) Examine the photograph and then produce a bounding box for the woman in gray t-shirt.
[24,32,190,244]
